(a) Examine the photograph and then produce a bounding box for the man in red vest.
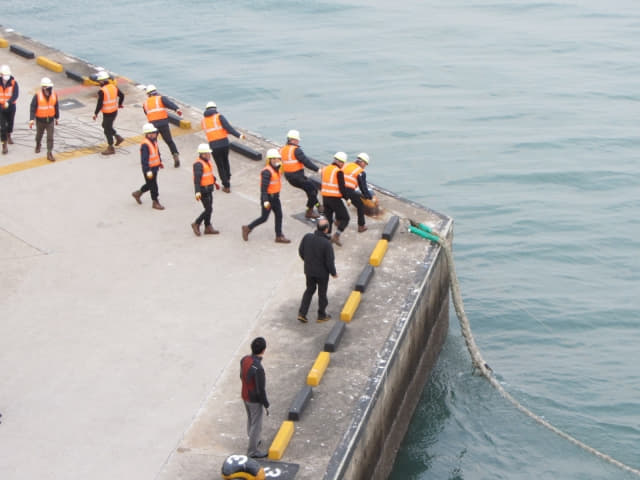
[29,77,59,162]
[92,71,125,155]
[240,337,269,458]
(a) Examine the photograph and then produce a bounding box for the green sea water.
[3,1,639,478]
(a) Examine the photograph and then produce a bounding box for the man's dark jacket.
[298,230,337,278]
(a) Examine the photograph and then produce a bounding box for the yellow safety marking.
[179,119,191,129]
[0,127,196,177]
[36,56,64,73]
[306,351,330,387]
[369,238,389,267]
[0,38,8,48]
[268,421,295,460]
[340,290,362,323]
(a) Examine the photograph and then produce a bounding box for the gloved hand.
[214,182,220,190]
[146,171,153,179]
[263,201,271,210]
[4,101,9,109]
[239,133,246,140]
[29,120,34,129]
[159,162,164,169]
[346,198,352,206]
[176,109,183,117]
[195,192,201,201]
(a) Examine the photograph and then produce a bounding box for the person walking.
[342,152,376,233]
[297,217,338,323]
[201,101,245,193]
[143,84,182,167]
[0,64,19,155]
[92,71,125,155]
[242,149,291,244]
[280,129,322,219]
[191,143,221,236]
[131,123,165,210]
[321,152,350,246]
[240,337,270,459]
[29,77,59,162]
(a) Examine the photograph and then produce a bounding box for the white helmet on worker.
[96,71,110,82]
[1,65,11,76]
[205,101,217,109]
[142,123,157,134]
[287,129,300,141]
[198,143,212,154]
[266,148,281,159]
[357,152,370,164]
[333,151,348,163]
[145,84,157,94]
[40,77,53,87]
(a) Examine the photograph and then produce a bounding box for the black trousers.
[211,145,231,188]
[248,193,283,237]
[153,122,178,155]
[285,172,319,209]
[345,189,366,226]
[0,104,16,142]
[139,166,160,201]
[322,196,349,233]
[35,118,55,152]
[195,189,213,226]
[101,111,118,145]
[299,275,329,317]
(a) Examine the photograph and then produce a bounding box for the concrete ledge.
[369,239,389,267]
[268,421,295,460]
[36,56,63,73]
[381,215,400,241]
[288,385,313,421]
[9,44,35,59]
[354,265,375,293]
[340,291,362,323]
[307,352,331,387]
[324,321,347,352]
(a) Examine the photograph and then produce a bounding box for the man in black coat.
[297,217,338,323]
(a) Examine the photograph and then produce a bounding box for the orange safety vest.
[0,79,16,105]
[342,162,363,190]
[35,91,57,119]
[263,164,281,194]
[141,138,160,168]
[280,144,304,173]
[321,164,342,197]
[101,84,118,114]
[194,157,215,187]
[144,95,168,122]
[201,113,227,142]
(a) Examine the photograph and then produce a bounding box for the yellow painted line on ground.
[0,126,198,177]
[268,421,295,460]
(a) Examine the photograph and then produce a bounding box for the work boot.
[358,225,368,233]
[1,142,7,154]
[7,133,13,144]
[35,144,41,154]
[297,313,308,324]
[172,152,180,168]
[331,233,342,246]
[131,190,142,204]
[47,151,55,162]
[317,313,332,323]
[101,145,115,155]
[222,186,231,193]
[114,134,125,146]
[241,225,250,241]
[275,235,291,244]
[316,203,324,214]
[191,222,201,236]
[305,208,319,219]
[152,200,165,210]
[204,225,220,235]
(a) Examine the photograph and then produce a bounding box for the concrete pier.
[0,29,452,480]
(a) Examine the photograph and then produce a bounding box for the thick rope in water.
[435,236,640,477]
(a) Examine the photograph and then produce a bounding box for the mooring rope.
[409,221,640,476]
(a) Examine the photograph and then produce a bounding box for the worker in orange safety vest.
[92,71,125,155]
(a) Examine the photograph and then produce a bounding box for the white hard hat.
[1,65,11,76]
[96,71,110,81]
[198,143,212,154]
[266,148,281,159]
[287,129,300,141]
[41,77,53,87]
[205,101,217,109]
[333,151,348,163]
[145,84,157,94]
[357,152,370,164]
[142,123,158,134]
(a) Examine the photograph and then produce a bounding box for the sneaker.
[242,225,250,241]
[317,313,332,323]
[297,314,308,324]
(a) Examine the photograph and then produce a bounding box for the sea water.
[3,1,639,478]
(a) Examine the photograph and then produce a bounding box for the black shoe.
[317,313,332,323]
[297,314,308,323]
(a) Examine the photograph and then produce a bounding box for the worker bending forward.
[342,152,376,232]
[321,152,350,246]
[143,85,182,167]
[242,149,291,244]
[131,123,165,210]
[191,143,221,236]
